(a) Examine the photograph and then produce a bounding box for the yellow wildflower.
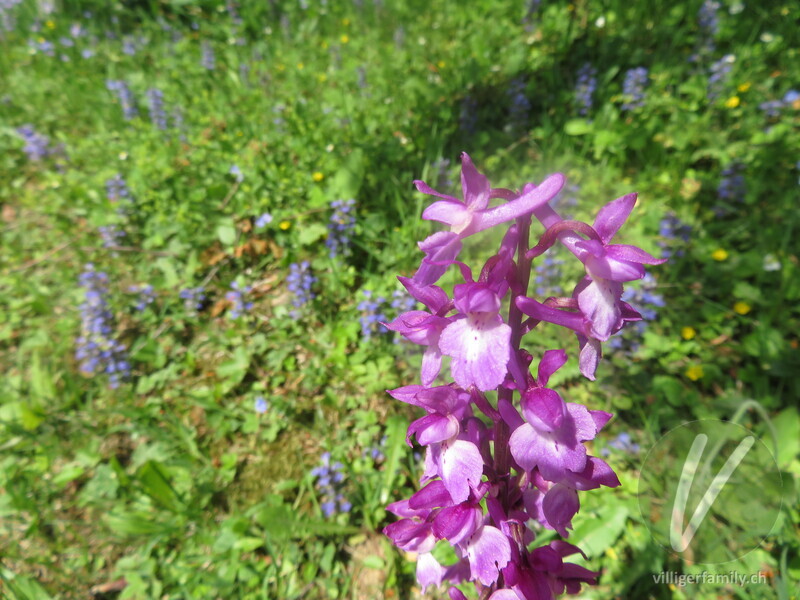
[296,62,304,70]
[317,73,328,83]
[680,177,701,200]
[437,60,446,69]
[681,327,696,340]
[711,248,729,261]
[341,34,349,44]
[686,366,704,381]
[737,82,751,92]
[45,20,55,29]
[725,96,740,108]
[279,220,291,231]
[733,301,751,315]
[312,172,324,182]
[342,18,350,26]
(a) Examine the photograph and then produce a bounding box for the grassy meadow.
[0,0,798,598]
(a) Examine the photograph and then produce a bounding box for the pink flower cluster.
[383,154,664,599]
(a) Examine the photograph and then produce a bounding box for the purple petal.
[416,552,446,592]
[387,385,426,406]
[565,402,599,442]
[439,315,511,391]
[410,413,460,446]
[423,200,472,228]
[577,336,601,381]
[421,346,443,386]
[605,243,666,265]
[593,193,636,244]
[453,283,502,314]
[516,296,587,335]
[413,179,459,203]
[542,484,580,538]
[521,387,566,431]
[466,525,511,586]
[589,409,612,432]
[410,479,452,510]
[567,456,621,490]
[441,439,484,503]
[449,588,469,600]
[575,277,623,341]
[469,173,565,235]
[460,152,491,211]
[488,591,520,600]
[537,349,568,387]
[414,232,463,286]
[433,503,482,545]
[398,276,450,312]
[584,254,645,282]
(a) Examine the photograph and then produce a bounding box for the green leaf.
[298,223,328,246]
[569,500,629,558]
[216,222,237,246]
[378,415,407,506]
[0,568,54,600]
[773,407,800,468]
[136,460,184,512]
[234,536,266,552]
[564,119,593,136]
[104,509,178,536]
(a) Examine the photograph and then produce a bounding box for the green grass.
[0,0,798,598]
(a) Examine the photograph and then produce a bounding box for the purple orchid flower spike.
[384,153,664,598]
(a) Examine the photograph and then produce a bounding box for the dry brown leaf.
[2,204,16,223]
[210,298,230,318]
[201,242,227,266]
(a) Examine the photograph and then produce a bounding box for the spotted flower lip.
[439,283,512,392]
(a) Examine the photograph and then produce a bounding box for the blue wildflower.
[311,452,351,517]
[287,261,316,317]
[325,199,357,259]
[179,286,206,313]
[608,273,664,354]
[106,80,138,120]
[254,396,268,414]
[658,213,692,258]
[201,41,215,70]
[707,54,734,101]
[146,88,168,130]
[575,63,597,116]
[255,213,273,228]
[717,162,746,202]
[507,76,531,130]
[75,264,130,388]
[128,284,156,312]
[98,224,125,249]
[16,125,53,161]
[622,67,648,111]
[357,290,388,339]
[226,281,254,319]
[601,432,641,457]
